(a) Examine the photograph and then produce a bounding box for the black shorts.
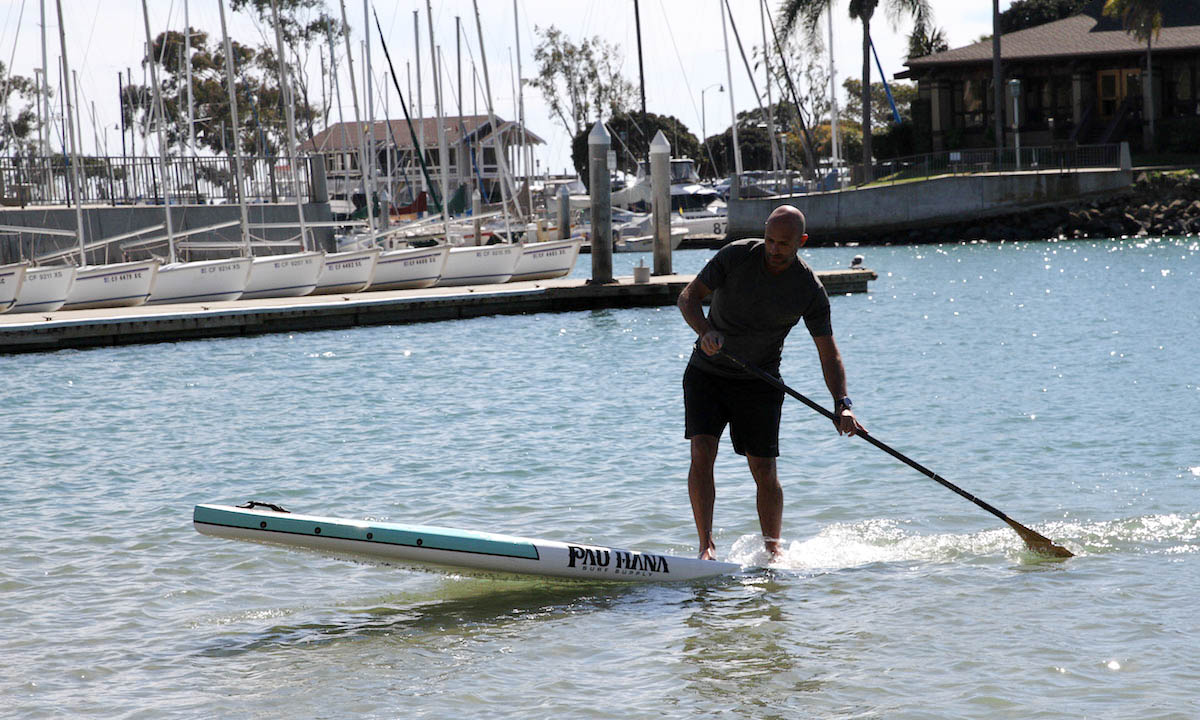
[683,363,785,457]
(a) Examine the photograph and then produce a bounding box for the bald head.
[766,205,806,243]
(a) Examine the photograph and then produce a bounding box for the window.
[953,78,986,129]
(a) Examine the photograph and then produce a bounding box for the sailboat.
[141,0,252,306]
[0,262,28,313]
[11,263,75,314]
[52,0,158,312]
[218,0,323,301]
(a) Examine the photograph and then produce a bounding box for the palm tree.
[779,0,931,182]
[1103,0,1163,150]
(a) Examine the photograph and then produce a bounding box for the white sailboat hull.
[312,248,381,295]
[62,261,159,311]
[510,239,582,282]
[367,245,449,291]
[436,243,522,287]
[11,265,76,314]
[147,257,252,305]
[0,262,28,313]
[241,251,324,299]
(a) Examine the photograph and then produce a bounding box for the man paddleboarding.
[677,205,864,561]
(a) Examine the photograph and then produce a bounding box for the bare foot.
[765,540,783,563]
[698,545,716,561]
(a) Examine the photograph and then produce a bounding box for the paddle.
[716,350,1074,558]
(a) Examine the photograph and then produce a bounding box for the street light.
[1008,78,1022,170]
[701,83,723,177]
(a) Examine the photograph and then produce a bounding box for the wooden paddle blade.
[1005,519,1074,558]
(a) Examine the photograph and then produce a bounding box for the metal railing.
[0,154,313,208]
[728,143,1125,199]
[863,143,1123,188]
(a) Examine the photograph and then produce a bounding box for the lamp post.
[701,83,723,177]
[1008,78,1022,170]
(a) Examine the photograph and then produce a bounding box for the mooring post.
[471,188,483,246]
[557,185,570,240]
[588,121,613,284]
[650,130,672,276]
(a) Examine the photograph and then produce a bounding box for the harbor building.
[900,0,1200,153]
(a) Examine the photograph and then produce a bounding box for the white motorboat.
[0,262,28,313]
[614,227,690,253]
[146,257,252,305]
[62,260,159,311]
[312,248,381,295]
[241,251,324,299]
[11,265,76,314]
[611,157,728,238]
[510,239,583,282]
[366,245,449,291]
[436,243,522,287]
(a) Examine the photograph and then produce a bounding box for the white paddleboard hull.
[194,503,740,583]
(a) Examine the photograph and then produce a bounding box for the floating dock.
[0,269,875,354]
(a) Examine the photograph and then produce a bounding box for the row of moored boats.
[0,237,582,315]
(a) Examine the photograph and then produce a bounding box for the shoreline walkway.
[0,269,875,354]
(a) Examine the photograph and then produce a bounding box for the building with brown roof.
[900,0,1200,153]
[302,115,544,209]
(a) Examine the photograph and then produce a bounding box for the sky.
[0,0,1005,175]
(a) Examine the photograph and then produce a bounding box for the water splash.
[724,512,1200,571]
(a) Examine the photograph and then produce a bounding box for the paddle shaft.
[717,351,1033,530]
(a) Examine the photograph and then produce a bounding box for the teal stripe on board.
[193,505,540,560]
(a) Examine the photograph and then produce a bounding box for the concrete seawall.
[729,168,1133,241]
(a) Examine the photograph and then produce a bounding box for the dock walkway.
[0,269,875,354]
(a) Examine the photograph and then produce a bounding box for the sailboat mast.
[758,0,781,173]
[513,0,532,213]
[39,0,49,155]
[185,0,195,156]
[720,0,743,178]
[828,5,841,167]
[140,0,177,263]
[472,0,521,231]
[270,0,310,252]
[53,0,86,262]
[425,0,451,241]
[217,0,251,254]
[335,0,375,240]
[362,1,377,232]
[414,11,425,197]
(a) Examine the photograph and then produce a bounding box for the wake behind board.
[194,503,742,583]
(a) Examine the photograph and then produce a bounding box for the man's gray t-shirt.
[688,239,831,378]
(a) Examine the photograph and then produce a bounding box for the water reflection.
[678,576,823,715]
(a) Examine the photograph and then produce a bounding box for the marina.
[1,0,1198,716]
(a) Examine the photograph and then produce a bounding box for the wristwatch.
[836,396,853,412]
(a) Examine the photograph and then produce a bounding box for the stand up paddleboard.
[194,503,742,583]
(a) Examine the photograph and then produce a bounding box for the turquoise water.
[3,238,1198,718]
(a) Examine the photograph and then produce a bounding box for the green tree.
[0,61,43,155]
[230,0,341,142]
[124,28,314,158]
[570,111,700,182]
[528,25,637,139]
[907,23,948,59]
[999,0,1089,33]
[779,0,932,181]
[1104,0,1163,148]
[840,78,917,126]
